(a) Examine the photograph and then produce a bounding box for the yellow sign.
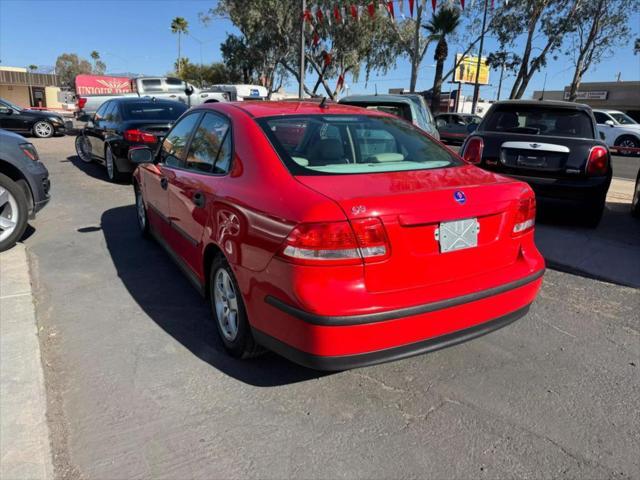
[454,54,490,85]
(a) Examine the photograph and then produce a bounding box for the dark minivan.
[75,97,188,182]
[461,100,611,227]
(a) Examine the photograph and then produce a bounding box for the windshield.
[0,98,23,111]
[122,102,188,120]
[610,112,637,125]
[483,105,594,138]
[258,114,461,175]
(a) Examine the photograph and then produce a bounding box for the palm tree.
[424,7,461,112]
[171,17,189,76]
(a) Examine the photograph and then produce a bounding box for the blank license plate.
[438,218,479,253]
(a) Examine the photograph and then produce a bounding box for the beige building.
[0,66,64,109]
[532,81,640,120]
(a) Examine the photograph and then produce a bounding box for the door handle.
[160,177,168,190]
[192,191,205,208]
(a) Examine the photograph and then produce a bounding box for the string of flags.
[303,0,495,27]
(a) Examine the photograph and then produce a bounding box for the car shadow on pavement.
[65,154,111,182]
[100,205,329,387]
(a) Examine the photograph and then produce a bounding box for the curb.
[0,244,54,480]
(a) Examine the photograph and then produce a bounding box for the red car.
[129,101,545,370]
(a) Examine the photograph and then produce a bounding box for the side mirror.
[466,123,478,134]
[599,131,606,140]
[184,85,194,96]
[605,120,615,127]
[128,146,154,164]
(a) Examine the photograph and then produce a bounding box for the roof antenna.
[319,96,328,109]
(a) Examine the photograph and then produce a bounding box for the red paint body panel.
[134,101,545,367]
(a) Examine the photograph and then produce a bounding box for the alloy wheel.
[213,268,239,341]
[136,190,146,230]
[76,136,92,162]
[106,147,114,180]
[0,186,19,243]
[34,121,53,138]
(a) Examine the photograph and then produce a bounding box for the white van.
[205,84,268,101]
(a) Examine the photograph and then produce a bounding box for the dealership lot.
[19,135,640,478]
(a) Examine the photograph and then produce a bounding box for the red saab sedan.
[129,101,544,370]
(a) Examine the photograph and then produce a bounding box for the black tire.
[631,172,640,218]
[134,184,150,238]
[614,135,640,157]
[75,135,93,163]
[209,256,262,359]
[0,173,29,253]
[105,145,125,183]
[32,120,54,138]
[581,199,605,228]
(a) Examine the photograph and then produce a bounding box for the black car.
[460,100,611,227]
[0,129,50,251]
[0,98,68,138]
[435,113,482,143]
[75,97,188,182]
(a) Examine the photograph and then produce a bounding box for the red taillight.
[76,97,87,109]
[462,137,484,164]
[124,129,157,144]
[280,218,390,265]
[513,194,536,235]
[587,146,609,176]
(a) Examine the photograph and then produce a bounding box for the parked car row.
[0,98,70,138]
[4,92,638,370]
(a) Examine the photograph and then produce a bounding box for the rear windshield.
[258,114,461,175]
[122,102,188,121]
[483,105,594,138]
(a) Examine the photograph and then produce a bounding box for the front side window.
[259,114,461,175]
[160,113,201,167]
[0,99,22,112]
[593,111,610,124]
[483,106,594,138]
[610,112,637,125]
[94,101,110,121]
[184,113,232,174]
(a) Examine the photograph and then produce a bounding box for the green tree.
[635,38,640,55]
[171,17,189,76]
[490,0,580,99]
[28,64,38,72]
[564,0,639,101]
[171,59,239,87]
[424,6,461,111]
[220,34,259,84]
[55,53,93,88]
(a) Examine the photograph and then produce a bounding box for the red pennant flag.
[460,0,465,9]
[387,1,395,18]
[337,74,345,91]
[322,51,333,67]
[409,0,415,16]
[350,4,358,20]
[316,7,324,23]
[367,2,376,17]
[334,4,342,23]
[313,31,319,47]
[303,9,313,24]
[432,0,437,11]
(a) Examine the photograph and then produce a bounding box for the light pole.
[299,0,306,98]
[471,0,489,114]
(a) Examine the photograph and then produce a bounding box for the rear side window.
[593,111,609,124]
[160,113,201,167]
[165,78,186,92]
[259,114,460,175]
[483,106,594,138]
[141,79,162,92]
[122,102,188,120]
[184,113,232,174]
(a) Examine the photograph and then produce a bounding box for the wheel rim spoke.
[213,268,240,341]
[0,216,16,230]
[0,187,8,207]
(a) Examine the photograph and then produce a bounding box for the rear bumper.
[254,269,544,370]
[504,173,611,204]
[253,305,530,371]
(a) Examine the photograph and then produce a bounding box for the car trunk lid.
[296,165,532,292]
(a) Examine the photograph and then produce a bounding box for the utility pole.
[496,63,504,101]
[471,0,489,114]
[299,0,306,99]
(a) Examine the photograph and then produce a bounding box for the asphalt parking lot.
[20,135,640,479]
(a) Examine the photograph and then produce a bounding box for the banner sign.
[454,54,490,85]
[563,90,608,100]
[75,74,132,95]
